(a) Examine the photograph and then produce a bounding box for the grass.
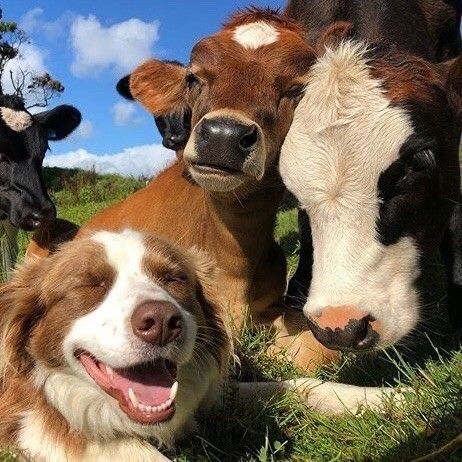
[2,167,462,461]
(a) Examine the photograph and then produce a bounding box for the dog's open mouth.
[77,351,178,425]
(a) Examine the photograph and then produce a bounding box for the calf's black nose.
[164,133,188,150]
[195,117,259,172]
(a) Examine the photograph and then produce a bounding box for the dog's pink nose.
[131,301,182,346]
[307,305,382,351]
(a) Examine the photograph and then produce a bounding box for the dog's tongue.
[112,361,174,406]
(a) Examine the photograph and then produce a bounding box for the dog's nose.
[194,117,259,171]
[306,305,381,351]
[131,301,182,346]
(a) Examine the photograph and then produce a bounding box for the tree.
[0,7,64,108]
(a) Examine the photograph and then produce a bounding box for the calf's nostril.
[239,126,258,151]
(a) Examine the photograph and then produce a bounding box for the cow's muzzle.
[10,199,56,231]
[306,305,381,352]
[185,111,265,192]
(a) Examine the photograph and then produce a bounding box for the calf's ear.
[116,75,134,100]
[129,59,188,116]
[316,21,354,54]
[35,105,82,140]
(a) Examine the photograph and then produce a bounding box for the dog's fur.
[0,230,230,461]
[2,230,398,460]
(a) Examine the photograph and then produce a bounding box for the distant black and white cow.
[0,95,81,273]
[280,13,462,352]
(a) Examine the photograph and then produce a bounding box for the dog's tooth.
[165,399,172,408]
[139,404,147,412]
[128,388,139,408]
[145,405,152,413]
[159,403,166,412]
[105,365,114,379]
[170,381,179,401]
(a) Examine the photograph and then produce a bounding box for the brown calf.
[30,9,339,371]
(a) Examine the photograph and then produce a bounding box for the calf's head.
[120,9,315,193]
[281,37,462,351]
[117,68,191,152]
[0,96,81,230]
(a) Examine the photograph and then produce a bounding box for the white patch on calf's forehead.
[233,21,279,49]
[0,107,32,132]
[280,41,419,346]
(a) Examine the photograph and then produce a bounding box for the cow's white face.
[280,41,458,351]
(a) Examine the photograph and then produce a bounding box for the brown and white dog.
[0,229,230,461]
[1,229,395,461]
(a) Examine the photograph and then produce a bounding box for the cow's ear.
[316,21,354,54]
[116,75,134,100]
[441,56,462,118]
[35,105,82,140]
[129,59,188,116]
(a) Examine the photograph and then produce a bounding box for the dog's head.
[0,230,230,445]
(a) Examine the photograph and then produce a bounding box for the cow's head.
[0,96,81,230]
[281,32,462,351]
[117,67,191,153]
[119,9,315,193]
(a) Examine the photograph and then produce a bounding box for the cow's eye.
[283,84,305,102]
[186,72,200,90]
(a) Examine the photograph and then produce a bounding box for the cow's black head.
[0,95,81,231]
[117,61,192,152]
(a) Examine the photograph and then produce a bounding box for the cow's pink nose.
[306,305,382,351]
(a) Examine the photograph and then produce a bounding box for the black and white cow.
[0,95,81,273]
[280,8,462,352]
[284,0,462,311]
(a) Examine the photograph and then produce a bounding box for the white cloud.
[74,120,94,139]
[19,7,44,34]
[20,8,76,40]
[70,15,160,77]
[3,42,48,97]
[112,100,139,126]
[45,144,174,178]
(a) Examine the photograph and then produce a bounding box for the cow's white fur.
[18,229,220,460]
[280,41,420,346]
[233,22,279,49]
[0,107,32,132]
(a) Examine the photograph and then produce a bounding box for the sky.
[4,0,282,176]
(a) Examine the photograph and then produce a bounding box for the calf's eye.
[185,72,200,90]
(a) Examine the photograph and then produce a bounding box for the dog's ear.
[0,257,48,375]
[188,247,231,373]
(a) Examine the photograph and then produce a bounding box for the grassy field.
[3,167,462,461]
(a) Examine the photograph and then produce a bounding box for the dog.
[0,230,396,461]
[0,230,230,461]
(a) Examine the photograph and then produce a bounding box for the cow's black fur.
[284,0,461,61]
[285,0,462,323]
[117,61,191,152]
[0,95,81,230]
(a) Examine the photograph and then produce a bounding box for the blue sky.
[4,0,281,176]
